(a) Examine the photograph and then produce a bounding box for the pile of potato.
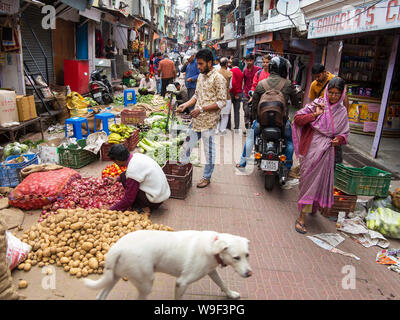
[17,208,174,278]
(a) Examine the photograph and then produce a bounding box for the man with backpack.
[236,56,299,170]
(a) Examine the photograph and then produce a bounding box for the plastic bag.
[0,218,19,299]
[5,231,31,270]
[366,206,400,239]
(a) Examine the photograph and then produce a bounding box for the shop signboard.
[256,32,273,44]
[228,40,237,48]
[308,0,400,39]
[246,38,255,49]
[0,0,19,15]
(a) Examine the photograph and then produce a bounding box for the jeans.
[231,93,241,129]
[239,120,294,171]
[242,96,251,127]
[180,129,216,180]
[161,78,174,97]
[156,78,161,94]
[217,114,230,132]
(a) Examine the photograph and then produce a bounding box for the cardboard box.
[16,95,38,122]
[0,90,19,126]
[38,138,64,164]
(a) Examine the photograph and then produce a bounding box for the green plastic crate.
[57,139,98,169]
[334,164,392,197]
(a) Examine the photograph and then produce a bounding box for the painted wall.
[76,23,89,60]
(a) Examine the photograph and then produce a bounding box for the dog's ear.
[211,236,228,255]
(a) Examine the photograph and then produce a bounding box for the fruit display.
[108,124,135,144]
[102,164,127,178]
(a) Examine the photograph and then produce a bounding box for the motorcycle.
[249,95,289,191]
[88,69,114,105]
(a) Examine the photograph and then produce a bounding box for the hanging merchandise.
[95,29,103,58]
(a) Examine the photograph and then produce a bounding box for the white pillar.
[88,20,96,75]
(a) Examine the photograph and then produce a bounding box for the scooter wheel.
[102,93,114,105]
[264,175,275,191]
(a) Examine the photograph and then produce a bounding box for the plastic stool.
[124,89,136,107]
[65,117,90,140]
[94,112,116,135]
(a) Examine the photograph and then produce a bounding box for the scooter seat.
[262,127,281,141]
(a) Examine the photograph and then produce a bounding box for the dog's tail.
[83,250,120,290]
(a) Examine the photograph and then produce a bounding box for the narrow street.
[10,117,400,300]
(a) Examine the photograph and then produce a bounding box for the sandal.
[295,219,307,234]
[235,163,245,169]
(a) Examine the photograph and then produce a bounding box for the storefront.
[251,31,313,107]
[308,0,400,158]
[0,0,24,94]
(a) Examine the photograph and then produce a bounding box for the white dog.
[83,230,252,300]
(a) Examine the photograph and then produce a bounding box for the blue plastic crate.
[0,153,39,187]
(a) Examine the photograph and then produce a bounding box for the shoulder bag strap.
[317,80,329,98]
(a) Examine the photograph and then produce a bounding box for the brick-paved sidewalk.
[11,154,400,300]
[9,120,400,300]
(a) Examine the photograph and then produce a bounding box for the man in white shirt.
[138,72,157,95]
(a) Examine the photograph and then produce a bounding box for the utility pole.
[150,0,155,55]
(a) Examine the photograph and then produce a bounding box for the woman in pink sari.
[292,77,349,234]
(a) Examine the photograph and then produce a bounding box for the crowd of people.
[122,48,350,235]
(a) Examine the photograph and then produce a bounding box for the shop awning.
[79,6,102,22]
[135,19,146,30]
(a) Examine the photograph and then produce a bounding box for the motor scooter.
[249,93,289,191]
[88,69,114,105]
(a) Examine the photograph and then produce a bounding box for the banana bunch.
[110,124,135,140]
[108,133,124,144]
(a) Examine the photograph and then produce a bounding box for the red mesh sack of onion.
[39,177,125,221]
[9,167,81,210]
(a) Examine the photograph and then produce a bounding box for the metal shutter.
[21,4,55,84]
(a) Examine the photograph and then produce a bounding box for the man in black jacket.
[236,56,299,170]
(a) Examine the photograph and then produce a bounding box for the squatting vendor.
[108,144,171,212]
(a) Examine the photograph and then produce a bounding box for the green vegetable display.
[113,95,124,106]
[84,97,99,106]
[366,206,400,239]
[137,94,155,104]
[137,130,186,166]
[3,142,30,159]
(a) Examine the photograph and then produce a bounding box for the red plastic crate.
[121,108,146,125]
[162,161,193,199]
[100,139,129,161]
[321,192,357,217]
